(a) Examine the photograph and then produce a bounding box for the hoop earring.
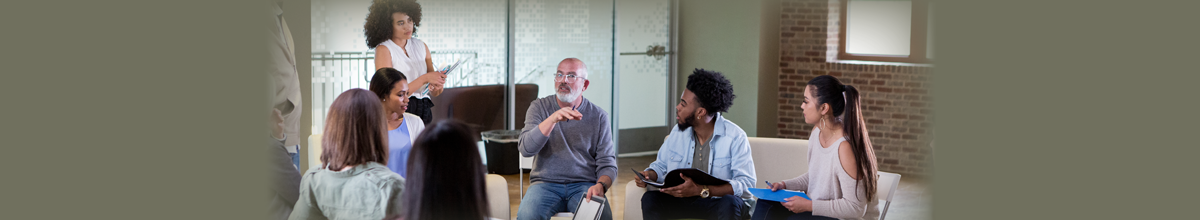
[820,117,827,131]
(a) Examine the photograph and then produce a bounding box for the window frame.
[837,0,932,64]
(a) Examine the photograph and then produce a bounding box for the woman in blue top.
[370,67,426,178]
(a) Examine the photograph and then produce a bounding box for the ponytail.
[807,75,878,201]
[841,85,878,201]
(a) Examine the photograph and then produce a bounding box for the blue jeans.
[641,191,746,220]
[517,182,613,220]
[288,152,299,170]
[750,200,837,220]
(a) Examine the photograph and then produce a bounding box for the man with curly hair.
[633,69,757,220]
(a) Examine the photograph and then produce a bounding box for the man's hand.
[545,106,582,123]
[585,182,606,201]
[782,195,813,213]
[659,173,701,198]
[634,170,655,188]
[538,106,583,136]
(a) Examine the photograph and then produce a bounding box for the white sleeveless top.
[805,127,880,220]
[379,38,431,99]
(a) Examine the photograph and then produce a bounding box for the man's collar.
[711,113,726,138]
[689,113,727,140]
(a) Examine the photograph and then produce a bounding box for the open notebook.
[572,196,606,220]
[631,168,730,188]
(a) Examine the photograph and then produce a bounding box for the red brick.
[869,80,885,85]
[782,32,795,38]
[902,134,917,140]
[804,51,821,57]
[867,119,884,124]
[876,87,892,93]
[891,114,906,119]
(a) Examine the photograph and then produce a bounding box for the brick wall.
[777,0,934,175]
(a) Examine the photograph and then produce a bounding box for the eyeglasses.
[554,73,586,82]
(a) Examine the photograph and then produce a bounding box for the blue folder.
[748,188,810,201]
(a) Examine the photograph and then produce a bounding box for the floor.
[498,155,931,220]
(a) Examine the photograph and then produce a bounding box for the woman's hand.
[782,196,813,213]
[421,71,447,87]
[769,181,787,192]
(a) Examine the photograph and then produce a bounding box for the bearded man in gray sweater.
[516,58,616,220]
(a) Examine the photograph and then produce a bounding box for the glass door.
[615,0,675,155]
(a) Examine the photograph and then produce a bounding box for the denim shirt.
[646,113,756,200]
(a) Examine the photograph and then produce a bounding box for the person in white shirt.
[365,0,446,125]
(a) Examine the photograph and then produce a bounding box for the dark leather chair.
[429,84,540,140]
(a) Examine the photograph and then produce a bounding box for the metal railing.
[310,50,505,134]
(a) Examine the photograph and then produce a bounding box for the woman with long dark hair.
[289,89,405,220]
[753,75,880,220]
[402,120,492,220]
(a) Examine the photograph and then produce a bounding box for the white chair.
[485,174,511,220]
[623,180,647,220]
[746,137,809,189]
[307,134,324,169]
[518,154,585,218]
[875,171,901,220]
[519,154,534,197]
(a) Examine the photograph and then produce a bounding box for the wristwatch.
[700,185,711,198]
[597,181,609,193]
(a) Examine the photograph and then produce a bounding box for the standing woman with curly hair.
[365,0,445,126]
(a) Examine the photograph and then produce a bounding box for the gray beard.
[556,91,579,103]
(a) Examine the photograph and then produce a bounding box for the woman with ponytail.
[752,75,880,220]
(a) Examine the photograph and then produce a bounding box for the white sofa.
[624,137,810,220]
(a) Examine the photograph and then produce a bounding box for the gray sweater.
[519,95,617,184]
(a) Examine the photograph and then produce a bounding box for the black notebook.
[632,168,729,188]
